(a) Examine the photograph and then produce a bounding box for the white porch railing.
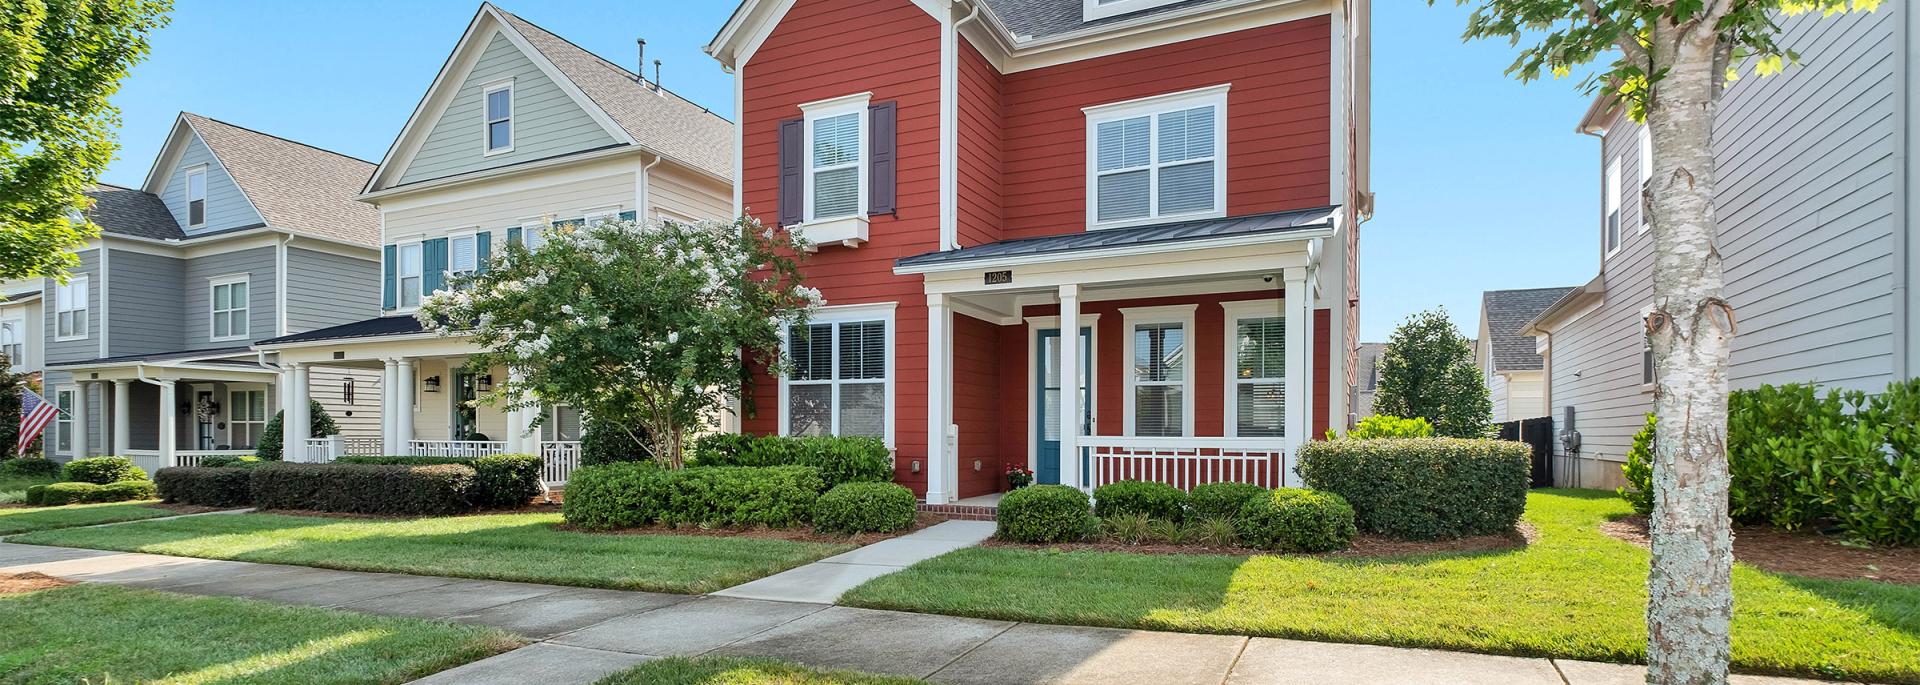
[295,436,384,463]
[172,449,257,468]
[407,440,509,457]
[287,438,582,485]
[1078,436,1290,491]
[123,448,258,474]
[537,441,582,486]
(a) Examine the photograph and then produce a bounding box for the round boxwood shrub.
[813,482,916,533]
[1092,480,1186,522]
[996,484,1095,543]
[1235,488,1356,552]
[62,456,147,484]
[1188,482,1268,521]
[0,457,62,479]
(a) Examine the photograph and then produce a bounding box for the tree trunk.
[1642,29,1736,685]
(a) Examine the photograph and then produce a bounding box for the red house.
[707,0,1371,505]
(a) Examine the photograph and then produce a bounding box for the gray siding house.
[40,113,384,472]
[1524,5,1919,488]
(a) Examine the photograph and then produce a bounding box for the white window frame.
[1221,299,1285,439]
[799,92,871,225]
[519,219,548,251]
[654,208,698,225]
[0,316,23,369]
[185,166,208,228]
[1083,0,1185,21]
[394,240,425,310]
[1083,84,1230,230]
[54,275,88,342]
[777,301,896,448]
[1604,159,1623,259]
[1121,304,1197,437]
[1637,126,1653,234]
[228,388,268,449]
[54,386,75,455]
[208,273,251,342]
[482,79,515,156]
[448,231,480,283]
[582,205,622,227]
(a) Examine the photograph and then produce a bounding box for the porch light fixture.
[476,375,494,393]
[424,375,442,393]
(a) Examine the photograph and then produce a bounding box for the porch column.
[112,380,131,455]
[1058,284,1083,490]
[288,363,311,460]
[1284,267,1311,487]
[395,359,415,455]
[380,359,399,454]
[72,382,89,457]
[156,380,176,465]
[925,293,953,504]
[508,367,538,454]
[279,366,297,459]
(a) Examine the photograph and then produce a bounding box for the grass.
[595,657,921,685]
[11,511,855,594]
[0,501,179,535]
[0,582,517,684]
[0,474,57,504]
[841,489,1920,683]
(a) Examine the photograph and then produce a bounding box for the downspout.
[938,1,983,252]
[276,234,292,337]
[639,155,664,217]
[1895,0,1915,380]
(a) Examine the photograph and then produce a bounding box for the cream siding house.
[1477,287,1573,424]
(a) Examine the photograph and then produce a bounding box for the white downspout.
[938,1,983,251]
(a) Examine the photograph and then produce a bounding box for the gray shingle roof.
[1483,287,1577,372]
[494,6,734,180]
[183,114,382,247]
[47,346,257,368]
[981,0,1230,41]
[896,206,1335,270]
[254,315,427,347]
[85,183,184,241]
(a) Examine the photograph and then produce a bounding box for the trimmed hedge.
[813,482,916,533]
[63,456,148,485]
[1298,437,1530,540]
[336,454,542,509]
[1092,480,1187,522]
[1188,482,1268,522]
[1235,488,1356,552]
[27,480,158,506]
[581,414,653,466]
[156,467,254,507]
[0,457,62,479]
[199,455,263,469]
[249,463,475,516]
[562,463,825,530]
[689,434,890,489]
[996,484,1094,543]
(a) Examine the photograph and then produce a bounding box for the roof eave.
[1519,273,1605,336]
[894,223,1335,275]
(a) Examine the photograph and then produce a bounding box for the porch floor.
[952,493,1003,508]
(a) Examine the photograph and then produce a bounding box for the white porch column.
[1058,284,1083,490]
[395,359,416,455]
[380,359,399,454]
[156,380,176,465]
[279,366,298,459]
[112,380,131,456]
[72,382,90,457]
[925,293,953,504]
[508,367,538,454]
[288,363,311,460]
[1284,267,1312,487]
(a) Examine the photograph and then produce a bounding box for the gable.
[160,131,263,236]
[395,31,619,186]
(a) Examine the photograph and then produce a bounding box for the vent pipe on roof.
[653,59,663,95]
[636,38,647,88]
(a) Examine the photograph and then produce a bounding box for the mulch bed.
[0,572,74,595]
[982,523,1537,558]
[1602,515,1920,585]
[558,511,947,546]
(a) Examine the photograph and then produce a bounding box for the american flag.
[18,387,60,456]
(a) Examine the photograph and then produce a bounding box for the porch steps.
[917,502,996,521]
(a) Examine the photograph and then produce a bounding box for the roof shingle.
[1482,287,1578,372]
[981,0,1231,41]
[85,183,183,241]
[183,113,382,247]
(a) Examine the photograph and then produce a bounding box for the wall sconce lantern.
[423,375,442,393]
[476,375,494,393]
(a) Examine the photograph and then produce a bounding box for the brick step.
[917,502,997,521]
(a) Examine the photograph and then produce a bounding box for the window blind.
[811,113,861,219]
[1234,316,1284,437]
[1133,323,1186,437]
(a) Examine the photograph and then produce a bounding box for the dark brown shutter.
[868,102,896,216]
[778,117,803,226]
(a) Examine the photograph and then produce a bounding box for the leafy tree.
[419,217,816,469]
[254,400,337,461]
[1371,309,1490,438]
[0,0,172,281]
[1434,0,1880,680]
[0,353,39,457]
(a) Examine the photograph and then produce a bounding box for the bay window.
[783,305,892,442]
[1086,85,1228,229]
[1223,301,1285,438]
[1122,304,1196,437]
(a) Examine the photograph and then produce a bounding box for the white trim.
[275,236,289,336]
[1637,126,1653,234]
[392,240,426,312]
[1603,158,1623,259]
[95,247,108,357]
[897,221,1333,275]
[581,204,623,226]
[482,78,516,156]
[53,274,90,342]
[939,6,960,251]
[0,315,24,372]
[447,230,481,280]
[1083,0,1186,22]
[1083,84,1230,230]
[207,273,252,343]
[800,92,872,225]
[185,165,209,228]
[776,301,898,448]
[1220,298,1285,438]
[1120,304,1197,437]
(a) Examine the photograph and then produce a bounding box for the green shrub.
[249,463,475,516]
[1188,482,1267,521]
[62,456,147,485]
[813,482,916,533]
[0,457,61,479]
[335,454,542,509]
[996,484,1094,543]
[1618,415,1656,516]
[1188,516,1239,547]
[98,480,158,502]
[1092,480,1186,521]
[23,484,48,505]
[1101,512,1153,545]
[562,464,824,530]
[580,413,652,466]
[561,462,668,530]
[1298,437,1530,540]
[255,400,338,461]
[689,433,756,464]
[1236,488,1356,552]
[31,480,157,506]
[156,467,254,507]
[1341,415,1434,440]
[689,435,891,489]
[198,455,263,469]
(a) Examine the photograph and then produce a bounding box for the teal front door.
[1036,327,1092,485]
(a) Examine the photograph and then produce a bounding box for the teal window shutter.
[618,210,637,222]
[382,244,397,310]
[506,226,522,246]
[422,237,449,294]
[475,231,492,272]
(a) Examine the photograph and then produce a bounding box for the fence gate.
[1497,417,1555,488]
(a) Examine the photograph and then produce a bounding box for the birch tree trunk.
[1642,23,1736,685]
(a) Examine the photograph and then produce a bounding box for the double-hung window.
[1123,305,1196,437]
[521,221,548,250]
[784,307,891,441]
[1086,85,1228,229]
[186,167,208,227]
[54,276,88,340]
[209,275,249,341]
[1637,126,1653,233]
[397,242,424,308]
[484,81,513,154]
[0,318,22,368]
[1603,159,1622,257]
[1224,301,1285,438]
[583,206,621,227]
[229,389,267,448]
[802,94,869,222]
[449,234,479,284]
[54,388,74,454]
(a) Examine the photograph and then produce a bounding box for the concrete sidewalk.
[713,520,995,604]
[0,542,1858,685]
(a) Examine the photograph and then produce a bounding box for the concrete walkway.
[713,520,994,604]
[0,542,1858,685]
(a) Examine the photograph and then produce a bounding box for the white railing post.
[327,434,345,461]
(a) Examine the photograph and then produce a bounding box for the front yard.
[0,501,180,535]
[842,489,1920,683]
[9,511,854,593]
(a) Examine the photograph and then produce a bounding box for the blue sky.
[99,0,1602,342]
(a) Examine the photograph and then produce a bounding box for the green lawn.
[0,501,179,535]
[0,474,57,504]
[0,583,517,684]
[11,511,855,594]
[841,489,1920,683]
[597,657,920,685]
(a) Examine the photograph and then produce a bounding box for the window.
[1086,85,1228,229]
[186,167,207,227]
[543,404,583,441]
[1637,126,1653,233]
[1604,159,1622,257]
[521,221,548,250]
[583,206,621,227]
[54,276,87,340]
[397,242,424,308]
[449,234,479,282]
[801,93,869,222]
[229,389,267,449]
[1122,305,1196,437]
[209,276,249,341]
[0,319,22,368]
[1224,302,1284,438]
[484,81,513,154]
[783,308,891,441]
[54,388,74,454]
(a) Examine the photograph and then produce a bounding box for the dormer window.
[1084,0,1186,22]
[1085,85,1228,229]
[186,167,207,227]
[484,81,514,155]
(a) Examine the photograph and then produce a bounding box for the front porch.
[47,350,297,474]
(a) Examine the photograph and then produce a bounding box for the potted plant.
[1005,463,1034,490]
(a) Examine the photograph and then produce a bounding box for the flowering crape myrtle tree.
[418,216,819,468]
[1435,0,1879,682]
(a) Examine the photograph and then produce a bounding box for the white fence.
[407,440,509,458]
[287,438,582,485]
[1078,436,1289,491]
